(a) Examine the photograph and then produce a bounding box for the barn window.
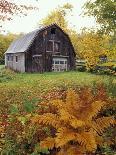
[16,56,18,62]
[54,42,60,53]
[51,28,56,34]
[7,56,10,61]
[11,56,13,61]
[52,58,68,72]
[47,41,53,51]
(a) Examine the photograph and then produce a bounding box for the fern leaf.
[92,116,114,134]
[58,108,74,122]
[75,132,97,152]
[66,146,84,155]
[70,118,85,128]
[39,113,62,128]
[40,137,55,149]
[51,99,64,109]
[32,113,62,128]
[55,127,76,147]
[81,101,105,121]
[66,89,81,110]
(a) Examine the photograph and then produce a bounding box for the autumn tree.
[0,0,39,31]
[76,29,111,69]
[40,3,73,31]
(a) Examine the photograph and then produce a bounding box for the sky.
[3,0,97,34]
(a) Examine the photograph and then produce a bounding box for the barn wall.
[5,53,25,72]
[25,25,75,72]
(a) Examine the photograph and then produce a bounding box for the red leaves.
[0,0,39,22]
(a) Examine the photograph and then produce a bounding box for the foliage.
[0,67,115,154]
[31,87,115,155]
[0,0,38,31]
[0,33,18,64]
[76,30,111,69]
[40,3,73,31]
[83,0,116,35]
[0,68,16,82]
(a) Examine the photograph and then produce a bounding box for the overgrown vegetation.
[0,83,115,154]
[0,68,115,154]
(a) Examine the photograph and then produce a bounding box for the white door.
[52,58,68,72]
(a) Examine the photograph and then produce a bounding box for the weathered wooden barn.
[5,24,76,72]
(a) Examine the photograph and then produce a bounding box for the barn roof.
[5,29,39,54]
[5,23,75,55]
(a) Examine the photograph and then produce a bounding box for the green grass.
[0,65,4,69]
[0,66,115,93]
[0,66,115,114]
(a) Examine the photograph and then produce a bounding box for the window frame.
[52,58,68,72]
[15,56,18,63]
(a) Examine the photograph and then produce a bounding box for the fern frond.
[40,137,55,149]
[79,87,93,104]
[92,116,114,134]
[58,108,74,122]
[66,146,84,155]
[75,132,97,152]
[55,127,76,147]
[51,99,64,109]
[66,89,81,110]
[81,101,105,121]
[70,118,85,128]
[32,113,62,128]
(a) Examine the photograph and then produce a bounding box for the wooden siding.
[5,53,25,72]
[25,25,75,72]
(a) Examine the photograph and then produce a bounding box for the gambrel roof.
[5,23,75,55]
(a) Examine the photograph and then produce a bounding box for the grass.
[0,65,4,69]
[0,66,115,94]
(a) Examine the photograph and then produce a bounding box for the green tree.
[83,0,116,35]
[0,33,18,64]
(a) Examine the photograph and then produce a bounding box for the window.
[11,56,13,61]
[51,28,56,34]
[47,41,53,51]
[7,56,9,61]
[7,55,13,61]
[54,42,60,52]
[16,56,18,62]
[52,58,67,72]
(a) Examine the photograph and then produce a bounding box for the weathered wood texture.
[25,25,75,72]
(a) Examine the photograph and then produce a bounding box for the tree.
[76,29,111,69]
[0,33,18,64]
[83,0,116,35]
[0,0,38,31]
[40,3,73,31]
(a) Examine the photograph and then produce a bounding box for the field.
[0,66,115,155]
[0,66,115,90]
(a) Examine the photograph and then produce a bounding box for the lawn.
[0,67,115,100]
[0,68,115,90]
[0,65,4,69]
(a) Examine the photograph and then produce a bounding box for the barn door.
[32,55,43,72]
[45,53,52,72]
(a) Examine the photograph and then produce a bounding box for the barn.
[5,23,76,73]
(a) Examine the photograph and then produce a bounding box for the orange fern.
[32,88,114,155]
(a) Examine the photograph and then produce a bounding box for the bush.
[0,68,16,83]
